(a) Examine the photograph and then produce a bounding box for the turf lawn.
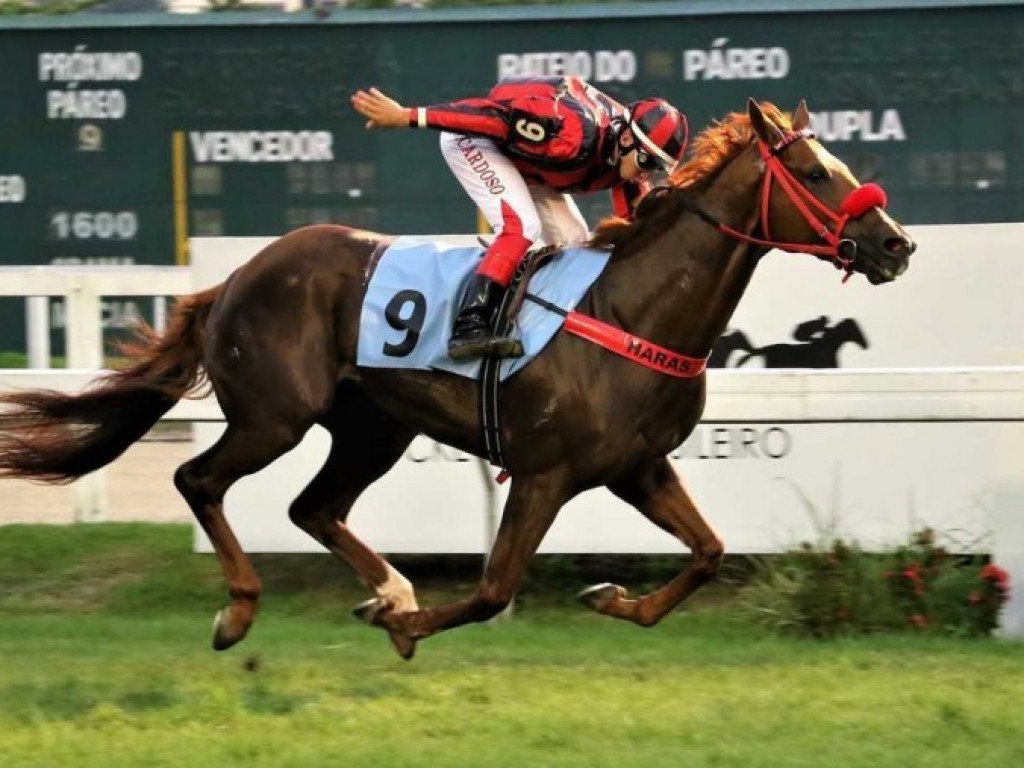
[0,524,1021,768]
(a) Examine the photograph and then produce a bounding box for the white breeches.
[439,132,590,246]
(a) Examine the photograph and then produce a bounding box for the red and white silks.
[439,132,589,286]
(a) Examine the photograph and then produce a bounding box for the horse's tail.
[0,284,223,484]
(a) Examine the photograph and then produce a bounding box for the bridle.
[682,127,888,282]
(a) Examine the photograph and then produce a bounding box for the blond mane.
[591,102,793,248]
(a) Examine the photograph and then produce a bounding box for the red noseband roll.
[840,183,887,218]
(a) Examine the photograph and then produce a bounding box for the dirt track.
[0,437,193,525]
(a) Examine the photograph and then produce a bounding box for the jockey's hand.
[350,87,408,130]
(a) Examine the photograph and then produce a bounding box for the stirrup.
[448,333,524,361]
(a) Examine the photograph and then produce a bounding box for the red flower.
[903,567,923,583]
[981,564,1010,589]
[968,590,983,605]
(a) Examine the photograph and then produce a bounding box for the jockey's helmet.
[626,99,688,173]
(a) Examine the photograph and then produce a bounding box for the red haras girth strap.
[563,311,707,378]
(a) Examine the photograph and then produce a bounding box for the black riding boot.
[447,274,522,360]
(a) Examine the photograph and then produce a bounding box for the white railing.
[0,266,192,369]
[0,266,194,519]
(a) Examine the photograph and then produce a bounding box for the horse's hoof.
[212,608,247,651]
[352,598,384,625]
[578,583,624,612]
[353,599,417,659]
[388,630,417,661]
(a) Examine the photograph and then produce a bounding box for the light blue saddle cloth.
[357,237,611,381]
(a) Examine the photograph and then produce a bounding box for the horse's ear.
[747,98,784,146]
[792,100,811,131]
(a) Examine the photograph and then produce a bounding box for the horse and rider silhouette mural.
[711,317,869,369]
[0,87,914,659]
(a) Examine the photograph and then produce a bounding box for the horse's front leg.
[356,470,569,659]
[580,457,724,626]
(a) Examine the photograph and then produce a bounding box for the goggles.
[634,146,661,172]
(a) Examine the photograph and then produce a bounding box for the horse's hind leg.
[175,422,305,650]
[580,457,724,627]
[286,391,418,654]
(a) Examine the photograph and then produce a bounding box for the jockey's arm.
[351,87,510,142]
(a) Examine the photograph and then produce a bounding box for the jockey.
[351,76,688,360]
[793,315,830,342]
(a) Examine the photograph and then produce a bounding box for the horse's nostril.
[885,236,915,256]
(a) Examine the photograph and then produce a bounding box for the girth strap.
[477,246,558,477]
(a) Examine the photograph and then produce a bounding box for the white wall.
[728,222,1024,368]
[195,419,1021,555]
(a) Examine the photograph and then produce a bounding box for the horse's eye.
[807,166,830,184]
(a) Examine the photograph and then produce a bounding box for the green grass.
[0,350,137,368]
[1,524,1022,767]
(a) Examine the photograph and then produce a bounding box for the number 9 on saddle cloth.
[357,237,611,380]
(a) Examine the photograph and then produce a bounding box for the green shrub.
[741,528,1011,639]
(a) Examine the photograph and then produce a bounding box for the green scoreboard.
[0,0,1022,349]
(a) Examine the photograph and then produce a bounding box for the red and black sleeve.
[407,98,511,142]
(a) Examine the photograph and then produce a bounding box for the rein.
[680,127,888,283]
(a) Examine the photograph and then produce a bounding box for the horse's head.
[833,317,869,349]
[748,99,915,285]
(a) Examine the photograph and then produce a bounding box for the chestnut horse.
[0,100,914,659]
